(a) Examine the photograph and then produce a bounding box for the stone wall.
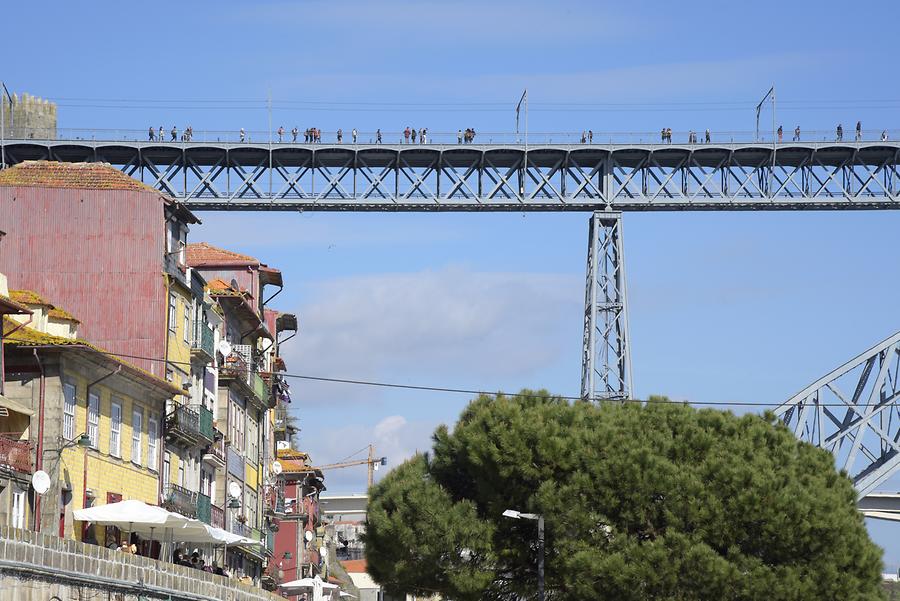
[1,91,57,140]
[0,527,282,601]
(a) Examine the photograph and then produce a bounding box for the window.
[11,490,26,529]
[163,452,171,490]
[246,489,258,529]
[131,409,142,466]
[87,392,100,448]
[110,401,122,457]
[178,459,185,487]
[183,300,191,343]
[246,413,259,464]
[62,382,76,440]
[148,418,159,470]
[168,293,177,333]
[229,400,245,453]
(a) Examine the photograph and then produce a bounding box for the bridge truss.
[775,332,900,497]
[2,141,899,210]
[3,138,900,487]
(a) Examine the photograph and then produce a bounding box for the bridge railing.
[5,126,900,146]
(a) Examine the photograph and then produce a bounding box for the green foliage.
[364,391,885,600]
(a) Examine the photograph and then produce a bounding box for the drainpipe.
[32,348,45,531]
[81,365,121,539]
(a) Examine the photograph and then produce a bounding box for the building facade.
[187,243,297,586]
[1,279,182,543]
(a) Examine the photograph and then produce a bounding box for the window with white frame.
[178,460,185,487]
[183,300,190,343]
[163,452,171,490]
[62,382,76,440]
[87,392,100,448]
[110,401,122,457]
[148,418,159,470]
[168,293,177,332]
[131,409,142,465]
[11,490,26,529]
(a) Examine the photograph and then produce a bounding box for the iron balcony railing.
[230,519,250,538]
[198,406,214,442]
[220,351,270,407]
[0,435,32,474]
[166,404,215,447]
[162,484,198,519]
[203,432,226,467]
[197,493,212,525]
[211,503,225,529]
[191,323,215,362]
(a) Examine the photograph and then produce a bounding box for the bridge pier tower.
[581,211,633,401]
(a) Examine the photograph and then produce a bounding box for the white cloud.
[280,266,581,405]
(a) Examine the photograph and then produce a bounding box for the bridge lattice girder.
[3,140,900,210]
[775,331,900,497]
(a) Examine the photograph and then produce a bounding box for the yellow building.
[161,266,220,525]
[1,284,183,544]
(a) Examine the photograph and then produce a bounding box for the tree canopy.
[363,391,884,601]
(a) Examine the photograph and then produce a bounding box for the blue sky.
[6,0,900,568]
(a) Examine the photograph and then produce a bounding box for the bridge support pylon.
[581,211,633,402]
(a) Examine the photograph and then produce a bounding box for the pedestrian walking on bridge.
[458,129,463,144]
[170,126,177,142]
[292,127,298,143]
[352,128,358,143]
[836,123,843,141]
[149,126,155,141]
[337,128,343,144]
[278,126,284,143]
[705,129,710,144]
[404,127,411,144]
[777,125,783,143]
[240,128,246,143]
[856,121,862,142]
[159,126,164,142]
[793,126,800,142]
[376,128,382,144]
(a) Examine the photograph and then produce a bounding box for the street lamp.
[502,509,544,601]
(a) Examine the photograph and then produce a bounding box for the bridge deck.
[3,139,899,210]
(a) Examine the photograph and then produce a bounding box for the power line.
[4,334,888,409]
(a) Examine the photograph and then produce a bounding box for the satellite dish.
[271,461,283,476]
[228,482,242,499]
[218,340,232,357]
[305,530,313,542]
[32,470,51,495]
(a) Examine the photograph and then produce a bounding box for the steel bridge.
[2,139,899,211]
[3,135,900,499]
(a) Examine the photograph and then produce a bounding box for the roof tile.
[0,161,162,194]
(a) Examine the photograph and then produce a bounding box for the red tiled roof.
[0,161,161,193]
[341,559,367,574]
[187,242,259,267]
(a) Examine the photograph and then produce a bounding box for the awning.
[74,499,249,546]
[280,576,339,591]
[0,394,34,417]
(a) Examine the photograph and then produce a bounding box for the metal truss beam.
[775,331,900,497]
[581,211,632,402]
[3,141,899,211]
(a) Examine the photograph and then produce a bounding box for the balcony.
[162,484,198,519]
[202,431,226,468]
[191,323,215,363]
[197,493,212,525]
[220,350,270,407]
[230,519,250,538]
[211,503,225,529]
[0,435,32,474]
[166,404,214,447]
[264,485,285,517]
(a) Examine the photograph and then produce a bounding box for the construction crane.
[315,444,387,488]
